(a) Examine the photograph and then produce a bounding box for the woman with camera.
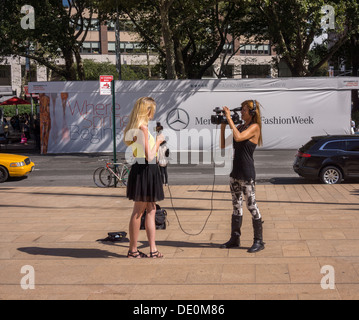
[123,97,165,259]
[220,100,265,253]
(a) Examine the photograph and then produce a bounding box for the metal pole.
[115,6,122,80]
[111,79,117,187]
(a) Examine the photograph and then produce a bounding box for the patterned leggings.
[230,177,261,220]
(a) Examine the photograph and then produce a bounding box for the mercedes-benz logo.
[166,108,190,131]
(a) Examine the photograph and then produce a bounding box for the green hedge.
[1,105,33,117]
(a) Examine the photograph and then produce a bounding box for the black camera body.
[211,107,243,125]
[156,122,164,132]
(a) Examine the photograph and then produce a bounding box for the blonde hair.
[242,100,263,147]
[123,97,156,146]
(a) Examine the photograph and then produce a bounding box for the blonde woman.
[124,97,165,258]
[220,100,265,253]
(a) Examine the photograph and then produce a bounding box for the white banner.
[29,78,356,154]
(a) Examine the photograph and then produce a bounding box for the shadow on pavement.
[17,247,125,259]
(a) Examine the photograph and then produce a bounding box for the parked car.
[293,135,359,184]
[0,153,35,183]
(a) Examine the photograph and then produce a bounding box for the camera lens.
[211,115,220,125]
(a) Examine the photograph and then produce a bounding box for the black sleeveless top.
[230,125,257,181]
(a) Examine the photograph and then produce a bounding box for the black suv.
[293,135,359,184]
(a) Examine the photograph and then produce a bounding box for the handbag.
[21,134,27,144]
[96,231,127,242]
[140,204,168,230]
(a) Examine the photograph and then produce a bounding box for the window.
[222,43,234,54]
[87,19,99,31]
[81,42,100,54]
[108,42,144,54]
[21,65,37,82]
[108,42,116,54]
[107,21,115,32]
[107,20,135,32]
[240,44,270,55]
[202,66,215,78]
[242,65,271,78]
[300,139,317,152]
[120,20,135,32]
[126,42,143,54]
[0,66,11,85]
[76,19,99,31]
[346,140,359,152]
[251,45,258,54]
[221,65,234,78]
[322,141,345,151]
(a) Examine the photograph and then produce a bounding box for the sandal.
[127,250,148,259]
[150,251,164,259]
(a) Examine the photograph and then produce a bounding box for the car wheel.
[320,166,342,184]
[0,166,9,183]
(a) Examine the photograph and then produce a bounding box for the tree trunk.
[159,0,177,79]
[63,49,77,81]
[74,48,85,81]
[174,38,186,79]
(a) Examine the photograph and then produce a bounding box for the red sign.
[24,85,39,99]
[100,75,114,95]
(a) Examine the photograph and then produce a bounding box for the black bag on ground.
[140,204,168,230]
[97,231,127,242]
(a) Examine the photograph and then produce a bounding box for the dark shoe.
[247,239,265,253]
[220,237,240,249]
[247,218,265,253]
[127,250,148,258]
[150,251,164,258]
[220,215,242,249]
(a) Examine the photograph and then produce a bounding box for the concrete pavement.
[1,183,359,300]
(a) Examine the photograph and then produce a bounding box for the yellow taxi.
[0,153,35,182]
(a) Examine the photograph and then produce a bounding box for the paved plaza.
[0,183,359,300]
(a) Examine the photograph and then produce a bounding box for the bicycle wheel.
[99,168,113,187]
[120,165,130,186]
[93,167,108,188]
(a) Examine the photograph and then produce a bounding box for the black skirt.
[126,160,164,202]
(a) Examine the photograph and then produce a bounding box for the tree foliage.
[99,0,248,79]
[243,0,357,77]
[0,0,102,80]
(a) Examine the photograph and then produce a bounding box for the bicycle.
[93,160,130,188]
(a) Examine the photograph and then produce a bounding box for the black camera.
[211,107,243,125]
[156,122,164,132]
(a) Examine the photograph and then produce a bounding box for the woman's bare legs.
[145,202,157,253]
[129,201,146,253]
[145,202,163,258]
[128,201,163,258]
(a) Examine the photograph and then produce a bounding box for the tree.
[99,0,248,79]
[0,0,101,80]
[327,0,359,114]
[243,0,351,77]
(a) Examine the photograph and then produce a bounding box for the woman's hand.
[156,133,165,146]
[223,107,231,121]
